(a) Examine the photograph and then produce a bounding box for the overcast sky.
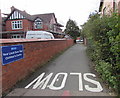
[0,0,100,28]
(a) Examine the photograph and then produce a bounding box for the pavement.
[5,44,113,97]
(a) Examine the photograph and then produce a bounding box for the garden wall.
[0,39,73,93]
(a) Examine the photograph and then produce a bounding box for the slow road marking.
[25,72,103,92]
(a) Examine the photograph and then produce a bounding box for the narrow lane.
[7,44,110,96]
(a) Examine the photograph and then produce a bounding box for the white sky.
[0,0,100,28]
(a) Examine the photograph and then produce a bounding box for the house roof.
[5,6,32,21]
[32,13,55,24]
[5,6,63,27]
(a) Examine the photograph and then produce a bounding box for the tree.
[64,19,80,39]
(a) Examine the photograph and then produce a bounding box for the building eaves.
[54,23,64,27]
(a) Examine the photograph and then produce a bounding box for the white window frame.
[11,34,24,39]
[11,20,23,30]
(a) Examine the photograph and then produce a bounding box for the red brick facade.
[5,19,51,32]
[6,19,33,31]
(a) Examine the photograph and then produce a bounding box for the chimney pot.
[11,6,15,12]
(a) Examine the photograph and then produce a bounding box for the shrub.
[96,60,118,89]
[82,12,120,94]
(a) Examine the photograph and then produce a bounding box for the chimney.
[11,6,15,12]
[23,10,27,13]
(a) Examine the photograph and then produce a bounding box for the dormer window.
[34,18,43,29]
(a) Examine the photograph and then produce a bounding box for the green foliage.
[96,61,118,89]
[64,19,80,39]
[82,12,120,93]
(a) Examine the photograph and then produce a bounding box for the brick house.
[99,0,120,16]
[2,6,64,39]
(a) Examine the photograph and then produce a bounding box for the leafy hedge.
[82,13,120,94]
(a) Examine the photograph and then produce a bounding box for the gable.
[50,13,57,24]
[9,11,25,20]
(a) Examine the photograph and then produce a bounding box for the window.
[11,20,22,30]
[11,34,24,39]
[34,18,43,29]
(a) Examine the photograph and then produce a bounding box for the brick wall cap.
[0,39,66,44]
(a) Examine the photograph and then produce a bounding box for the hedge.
[82,13,120,94]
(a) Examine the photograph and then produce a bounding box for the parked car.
[26,31,54,39]
[76,38,83,43]
[80,39,83,42]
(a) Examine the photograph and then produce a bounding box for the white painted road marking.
[84,73,103,92]
[70,73,83,91]
[48,73,68,90]
[25,72,103,92]
[25,73,53,89]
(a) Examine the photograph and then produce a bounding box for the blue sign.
[1,45,24,65]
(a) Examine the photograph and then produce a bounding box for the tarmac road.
[6,44,112,96]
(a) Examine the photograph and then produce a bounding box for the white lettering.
[15,51,19,54]
[3,53,8,56]
[70,73,83,91]
[49,73,68,90]
[33,73,53,89]
[25,72,103,92]
[19,50,23,52]
[25,73,53,89]
[25,73,45,89]
[84,73,103,92]
[9,52,15,55]
[5,55,15,60]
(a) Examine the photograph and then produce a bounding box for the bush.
[82,13,120,94]
[96,61,118,89]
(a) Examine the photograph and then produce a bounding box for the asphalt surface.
[6,43,112,96]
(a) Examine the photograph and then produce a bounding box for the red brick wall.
[1,39,74,93]
[22,19,33,31]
